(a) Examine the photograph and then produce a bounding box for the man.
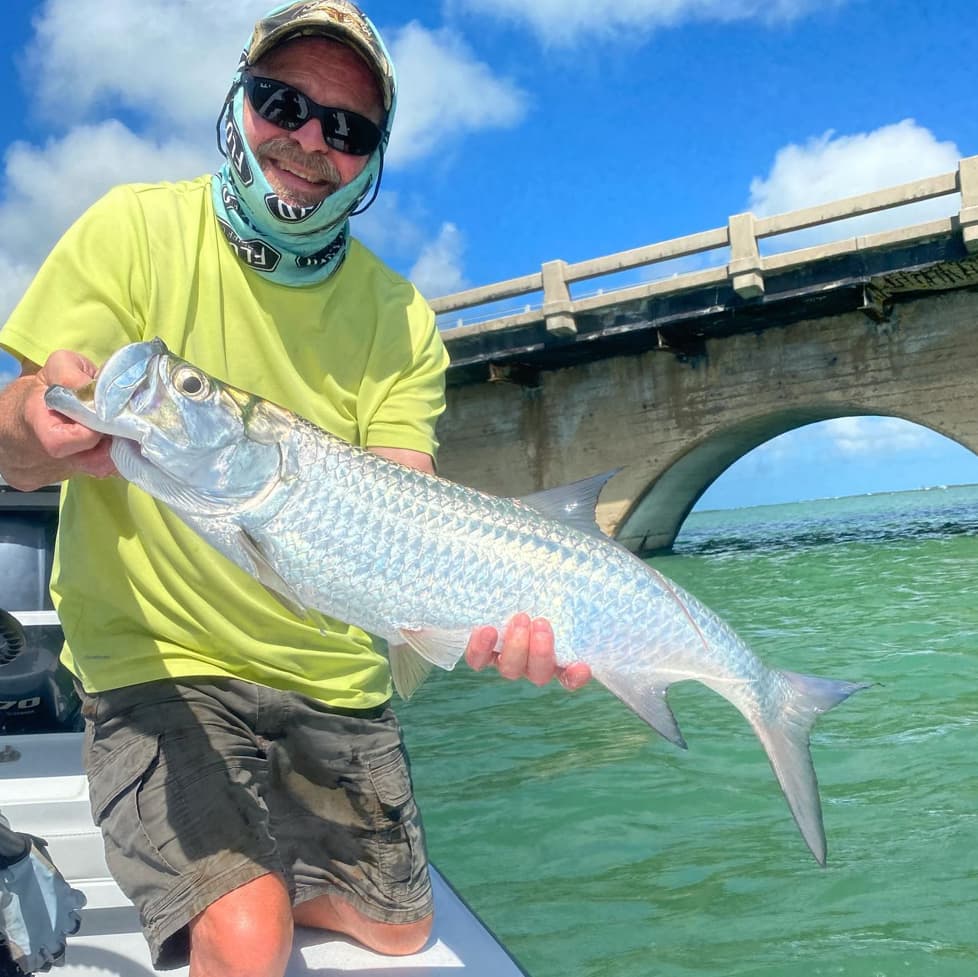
[0,3,589,976]
[0,813,85,975]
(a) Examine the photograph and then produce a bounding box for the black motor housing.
[0,489,80,735]
[0,609,80,735]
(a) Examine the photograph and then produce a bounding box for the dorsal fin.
[519,469,622,537]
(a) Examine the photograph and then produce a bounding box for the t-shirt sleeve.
[361,285,450,460]
[0,185,150,369]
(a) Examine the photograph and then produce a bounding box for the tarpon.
[46,339,868,865]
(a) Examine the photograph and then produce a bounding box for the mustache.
[255,137,342,190]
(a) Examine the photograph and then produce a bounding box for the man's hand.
[465,613,591,690]
[368,448,589,691]
[0,350,115,490]
[0,831,86,974]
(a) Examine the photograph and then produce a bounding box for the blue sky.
[2,0,978,509]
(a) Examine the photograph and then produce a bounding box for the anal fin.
[389,643,435,700]
[592,666,687,749]
[396,626,472,671]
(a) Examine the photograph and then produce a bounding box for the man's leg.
[269,697,434,953]
[293,891,432,955]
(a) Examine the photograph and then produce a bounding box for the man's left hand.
[465,613,591,690]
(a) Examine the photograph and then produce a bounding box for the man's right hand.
[0,350,115,491]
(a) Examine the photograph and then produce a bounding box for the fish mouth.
[93,338,168,424]
[43,338,169,442]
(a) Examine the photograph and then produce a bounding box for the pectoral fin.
[238,530,308,619]
[396,626,472,671]
[388,643,435,700]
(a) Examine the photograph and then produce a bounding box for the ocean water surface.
[398,484,978,977]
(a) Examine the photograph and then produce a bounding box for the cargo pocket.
[368,748,412,811]
[366,745,427,898]
[88,732,160,827]
[86,731,181,892]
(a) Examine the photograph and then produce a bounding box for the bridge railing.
[431,155,978,339]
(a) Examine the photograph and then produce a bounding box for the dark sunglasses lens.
[247,77,309,131]
[322,109,382,157]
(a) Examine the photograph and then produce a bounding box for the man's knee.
[189,873,293,977]
[367,913,433,956]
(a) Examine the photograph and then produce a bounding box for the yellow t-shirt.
[0,175,450,709]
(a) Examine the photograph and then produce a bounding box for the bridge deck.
[444,235,977,385]
[433,155,978,387]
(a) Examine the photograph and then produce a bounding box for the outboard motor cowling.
[0,609,80,734]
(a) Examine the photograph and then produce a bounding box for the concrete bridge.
[429,156,978,554]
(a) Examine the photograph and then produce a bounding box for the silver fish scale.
[245,421,779,708]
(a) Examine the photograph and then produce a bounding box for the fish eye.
[173,367,209,399]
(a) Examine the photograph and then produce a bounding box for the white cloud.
[0,122,211,321]
[744,417,934,470]
[353,206,468,300]
[698,414,978,508]
[386,22,527,166]
[25,0,262,135]
[1,122,211,267]
[748,120,962,251]
[409,223,468,297]
[819,417,932,458]
[695,416,951,509]
[453,0,842,45]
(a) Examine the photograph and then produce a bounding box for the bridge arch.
[613,409,977,555]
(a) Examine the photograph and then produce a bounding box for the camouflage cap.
[247,1,395,113]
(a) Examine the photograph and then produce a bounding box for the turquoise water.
[398,484,978,977]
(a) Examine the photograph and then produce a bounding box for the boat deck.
[0,731,526,976]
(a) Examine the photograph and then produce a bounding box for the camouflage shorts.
[77,677,431,969]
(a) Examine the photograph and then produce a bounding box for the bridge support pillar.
[958,156,978,252]
[728,212,765,298]
[541,260,578,337]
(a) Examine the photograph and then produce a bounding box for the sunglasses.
[242,72,384,157]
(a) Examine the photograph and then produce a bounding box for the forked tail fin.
[752,670,870,865]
